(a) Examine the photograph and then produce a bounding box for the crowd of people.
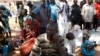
[0,0,100,56]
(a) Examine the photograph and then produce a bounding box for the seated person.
[21,18,40,41]
[70,25,83,47]
[65,32,75,56]
[29,22,67,56]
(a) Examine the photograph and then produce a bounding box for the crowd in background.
[0,0,100,56]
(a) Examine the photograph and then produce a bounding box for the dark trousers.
[71,16,83,29]
[84,22,92,30]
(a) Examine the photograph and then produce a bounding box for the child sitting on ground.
[65,32,76,56]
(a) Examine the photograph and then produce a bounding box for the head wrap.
[24,19,32,25]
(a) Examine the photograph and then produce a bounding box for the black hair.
[66,32,75,40]
[46,21,58,32]
[18,9,27,19]
[27,1,33,8]
[16,1,23,9]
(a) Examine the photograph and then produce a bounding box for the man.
[29,21,67,56]
[71,0,82,27]
[38,0,49,34]
[48,0,58,21]
[80,0,86,9]
[56,0,69,49]
[81,0,94,30]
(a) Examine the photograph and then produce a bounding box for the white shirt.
[81,4,95,22]
[64,39,75,55]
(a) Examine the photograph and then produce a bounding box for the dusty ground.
[1,17,100,56]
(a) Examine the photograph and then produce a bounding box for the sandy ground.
[1,17,100,56]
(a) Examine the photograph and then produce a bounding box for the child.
[65,32,75,56]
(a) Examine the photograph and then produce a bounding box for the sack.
[20,37,36,56]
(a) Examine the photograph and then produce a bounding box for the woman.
[21,18,40,40]
[20,18,40,56]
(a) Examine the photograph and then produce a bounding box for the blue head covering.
[81,40,95,56]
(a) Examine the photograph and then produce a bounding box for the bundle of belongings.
[0,26,9,56]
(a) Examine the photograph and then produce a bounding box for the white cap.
[73,25,80,31]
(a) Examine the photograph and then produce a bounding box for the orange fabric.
[20,37,36,56]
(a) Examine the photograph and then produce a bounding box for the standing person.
[27,1,36,14]
[18,9,27,30]
[16,1,24,16]
[15,1,24,23]
[81,0,94,30]
[38,0,49,34]
[80,0,86,9]
[70,0,82,27]
[18,9,33,30]
[29,22,67,56]
[94,0,100,28]
[0,5,12,38]
[56,0,69,48]
[80,0,86,29]
[48,0,58,22]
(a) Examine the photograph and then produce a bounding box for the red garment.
[21,19,40,40]
[94,3,100,19]
[20,19,40,56]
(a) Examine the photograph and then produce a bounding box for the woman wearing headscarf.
[20,18,40,56]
